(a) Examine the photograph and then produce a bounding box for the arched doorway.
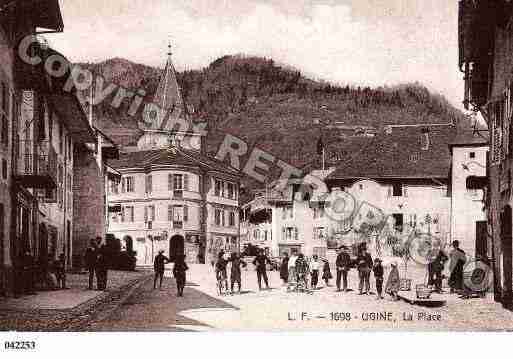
[501,205,512,307]
[169,235,185,262]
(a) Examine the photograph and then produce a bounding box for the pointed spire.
[153,39,184,124]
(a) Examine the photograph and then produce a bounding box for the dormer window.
[469,152,476,159]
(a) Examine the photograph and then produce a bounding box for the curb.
[69,274,152,330]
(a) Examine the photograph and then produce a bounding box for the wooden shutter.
[184,205,188,222]
[168,174,173,190]
[403,186,408,197]
[168,205,173,221]
[130,207,134,222]
[121,177,126,193]
[184,174,189,191]
[144,206,148,222]
[221,210,225,226]
[294,227,298,240]
[387,187,391,197]
[121,207,125,222]
[282,227,286,241]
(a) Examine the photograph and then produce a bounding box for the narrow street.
[86,264,513,331]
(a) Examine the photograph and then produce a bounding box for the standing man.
[21,250,36,295]
[336,246,351,292]
[449,240,467,293]
[229,252,247,294]
[154,250,170,289]
[96,244,109,291]
[253,249,272,290]
[84,239,98,290]
[357,246,373,295]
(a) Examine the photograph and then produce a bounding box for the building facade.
[458,0,513,308]
[0,0,110,295]
[106,50,241,266]
[241,125,488,264]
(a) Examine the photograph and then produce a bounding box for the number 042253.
[4,341,36,350]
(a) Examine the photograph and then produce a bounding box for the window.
[110,180,119,194]
[215,208,224,226]
[469,152,476,159]
[282,204,293,219]
[392,213,404,232]
[229,211,235,226]
[149,205,155,221]
[392,183,403,197]
[145,175,152,193]
[253,229,260,241]
[227,182,235,199]
[313,227,326,240]
[173,174,183,190]
[215,179,223,197]
[125,176,134,193]
[124,206,134,222]
[283,227,298,241]
[313,203,325,219]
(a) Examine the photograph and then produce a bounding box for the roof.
[109,146,241,178]
[327,125,458,181]
[449,130,489,147]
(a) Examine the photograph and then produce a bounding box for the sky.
[47,0,464,108]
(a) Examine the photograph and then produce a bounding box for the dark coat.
[373,263,384,278]
[356,252,373,271]
[280,257,289,280]
[322,261,332,280]
[154,253,170,273]
[84,247,97,269]
[336,252,351,270]
[253,254,271,271]
[230,258,247,280]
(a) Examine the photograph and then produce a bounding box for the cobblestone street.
[85,264,513,331]
[0,271,150,331]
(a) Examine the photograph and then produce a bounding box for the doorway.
[475,221,488,260]
[169,235,185,262]
[501,206,512,307]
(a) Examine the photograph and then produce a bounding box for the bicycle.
[216,271,227,296]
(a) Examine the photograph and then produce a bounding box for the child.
[53,253,68,289]
[322,258,333,287]
[173,255,189,297]
[373,258,384,299]
[385,262,400,301]
[310,255,320,290]
[215,251,228,295]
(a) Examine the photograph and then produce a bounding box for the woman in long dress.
[449,240,467,293]
[280,252,289,285]
[385,262,400,300]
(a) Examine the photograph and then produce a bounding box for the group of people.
[428,240,468,294]
[84,238,110,291]
[15,250,68,296]
[215,250,248,294]
[280,251,332,291]
[153,250,189,297]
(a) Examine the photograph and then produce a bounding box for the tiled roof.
[327,125,458,180]
[109,146,241,177]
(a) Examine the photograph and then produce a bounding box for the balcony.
[15,140,57,189]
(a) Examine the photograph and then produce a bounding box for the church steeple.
[153,40,184,120]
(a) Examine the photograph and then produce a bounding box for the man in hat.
[154,250,170,289]
[357,246,373,295]
[373,258,384,299]
[335,246,351,292]
[84,238,98,290]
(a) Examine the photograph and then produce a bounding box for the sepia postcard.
[1,1,513,347]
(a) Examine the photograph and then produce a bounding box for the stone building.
[458,0,513,308]
[106,49,241,265]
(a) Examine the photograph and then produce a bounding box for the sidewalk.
[0,270,151,331]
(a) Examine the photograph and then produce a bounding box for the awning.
[48,94,96,144]
[466,175,488,190]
